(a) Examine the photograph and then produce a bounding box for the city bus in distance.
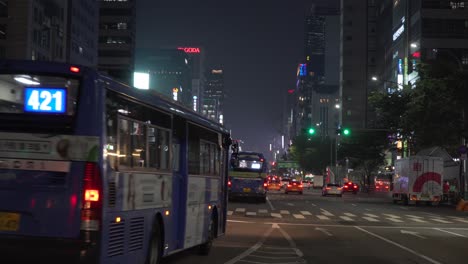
[228,151,267,203]
[0,60,231,264]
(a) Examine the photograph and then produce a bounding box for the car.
[280,178,291,189]
[343,181,359,194]
[267,178,282,191]
[285,180,303,194]
[302,180,311,189]
[322,183,343,197]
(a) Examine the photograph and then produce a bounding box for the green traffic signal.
[343,128,350,136]
[308,128,316,135]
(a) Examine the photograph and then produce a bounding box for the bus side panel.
[100,171,173,263]
[184,176,207,248]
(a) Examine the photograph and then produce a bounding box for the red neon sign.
[178,47,201,53]
[412,51,421,58]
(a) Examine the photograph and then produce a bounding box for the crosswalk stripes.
[408,217,427,223]
[320,209,334,216]
[293,214,305,219]
[431,218,453,224]
[387,217,404,223]
[271,213,282,218]
[364,213,379,218]
[340,216,354,221]
[343,213,357,217]
[227,207,468,224]
[363,217,380,222]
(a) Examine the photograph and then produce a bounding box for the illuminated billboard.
[133,72,150,90]
[177,47,201,54]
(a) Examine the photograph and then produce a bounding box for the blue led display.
[24,88,67,114]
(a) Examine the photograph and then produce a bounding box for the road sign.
[276,161,300,169]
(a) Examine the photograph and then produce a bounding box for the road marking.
[433,228,467,238]
[363,217,380,222]
[280,210,290,215]
[249,254,298,258]
[310,203,317,207]
[451,217,468,224]
[352,204,357,206]
[320,209,334,216]
[223,225,275,264]
[355,226,442,264]
[287,203,294,206]
[235,208,246,213]
[266,197,275,210]
[271,213,282,218]
[315,227,333,236]
[246,212,257,216]
[386,218,404,223]
[408,218,427,223]
[344,213,356,217]
[364,213,379,218]
[430,218,453,224]
[399,206,409,210]
[258,209,268,214]
[401,230,426,239]
[300,211,312,215]
[228,211,233,216]
[383,214,400,218]
[276,224,304,258]
[316,215,330,220]
[340,216,354,221]
[293,214,305,219]
[227,220,255,223]
[406,215,424,218]
[365,209,373,211]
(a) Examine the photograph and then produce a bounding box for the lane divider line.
[354,226,442,264]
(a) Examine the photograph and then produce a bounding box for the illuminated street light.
[335,104,340,109]
[371,76,378,81]
[410,43,418,48]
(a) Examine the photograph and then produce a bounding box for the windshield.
[0,74,80,133]
[230,152,265,172]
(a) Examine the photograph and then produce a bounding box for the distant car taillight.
[81,162,102,231]
[299,185,303,188]
[228,181,232,187]
[287,184,292,187]
[326,187,331,190]
[263,182,268,187]
[344,185,348,188]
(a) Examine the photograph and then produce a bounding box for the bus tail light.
[263,182,268,187]
[81,162,102,231]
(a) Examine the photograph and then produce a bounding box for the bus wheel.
[146,224,162,264]
[198,215,215,255]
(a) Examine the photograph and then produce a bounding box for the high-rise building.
[340,0,378,130]
[387,0,468,89]
[204,69,225,123]
[66,0,99,67]
[291,2,340,141]
[134,49,192,107]
[0,0,99,67]
[177,46,205,113]
[98,0,136,84]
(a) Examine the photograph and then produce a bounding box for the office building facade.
[203,69,225,123]
[98,0,136,84]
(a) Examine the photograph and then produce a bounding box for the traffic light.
[336,127,351,136]
[343,128,351,136]
[308,128,316,135]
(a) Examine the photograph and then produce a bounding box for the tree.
[289,134,331,174]
[337,131,387,184]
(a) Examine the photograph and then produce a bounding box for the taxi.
[285,180,303,194]
[267,177,282,191]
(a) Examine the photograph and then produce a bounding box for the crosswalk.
[227,207,468,224]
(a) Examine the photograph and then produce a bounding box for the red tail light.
[326,187,331,190]
[385,186,389,189]
[81,162,102,231]
[287,184,292,187]
[353,185,358,189]
[299,185,303,188]
[228,181,232,187]
[344,185,348,188]
[70,66,80,73]
[263,182,268,187]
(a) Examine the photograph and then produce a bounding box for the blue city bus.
[0,60,231,263]
[228,151,267,203]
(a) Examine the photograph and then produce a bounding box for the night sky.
[136,0,315,154]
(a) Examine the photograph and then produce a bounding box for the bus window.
[148,126,170,170]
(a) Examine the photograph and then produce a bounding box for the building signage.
[299,64,307,77]
[392,24,405,41]
[177,47,201,53]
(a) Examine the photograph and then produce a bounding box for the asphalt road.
[163,189,468,264]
